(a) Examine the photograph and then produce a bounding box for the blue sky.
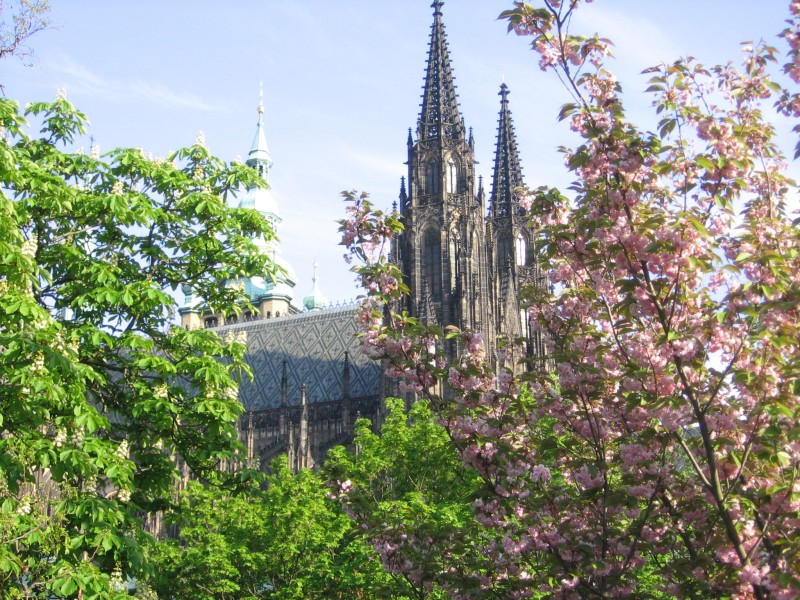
[4,1,793,306]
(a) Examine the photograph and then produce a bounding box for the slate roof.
[213,305,381,411]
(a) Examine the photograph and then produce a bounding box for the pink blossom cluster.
[509,0,608,73]
[338,190,397,267]
[782,2,800,86]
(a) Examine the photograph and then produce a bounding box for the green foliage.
[0,94,275,597]
[148,458,394,599]
[326,398,512,598]
[148,399,507,599]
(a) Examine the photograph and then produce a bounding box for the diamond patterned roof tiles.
[213,305,381,410]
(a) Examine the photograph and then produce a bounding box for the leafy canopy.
[0,92,274,598]
[148,457,396,600]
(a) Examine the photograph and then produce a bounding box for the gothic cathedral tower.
[395,1,494,354]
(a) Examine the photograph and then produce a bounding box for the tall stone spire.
[418,0,465,143]
[395,0,494,363]
[490,83,525,221]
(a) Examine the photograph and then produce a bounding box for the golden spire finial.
[258,81,264,115]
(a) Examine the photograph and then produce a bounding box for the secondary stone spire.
[490,83,526,220]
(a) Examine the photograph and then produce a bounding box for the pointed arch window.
[423,229,442,300]
[447,159,457,194]
[497,235,512,268]
[425,160,441,194]
[515,232,527,266]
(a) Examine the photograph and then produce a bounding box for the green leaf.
[687,214,710,238]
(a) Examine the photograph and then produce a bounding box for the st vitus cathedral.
[179,1,540,473]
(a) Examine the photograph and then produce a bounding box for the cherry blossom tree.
[338,2,800,598]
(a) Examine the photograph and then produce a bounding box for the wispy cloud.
[335,142,404,182]
[51,56,229,112]
[574,8,679,73]
[346,151,403,180]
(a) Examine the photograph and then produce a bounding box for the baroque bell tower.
[395,0,494,353]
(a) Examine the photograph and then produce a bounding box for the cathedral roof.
[214,306,381,411]
[490,83,526,220]
[417,0,465,143]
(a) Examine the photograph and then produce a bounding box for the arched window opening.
[275,311,281,317]
[516,232,527,266]
[204,316,218,329]
[266,311,272,319]
[497,235,512,268]
[425,160,440,194]
[423,230,442,300]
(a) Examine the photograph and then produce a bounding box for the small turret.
[241,86,277,216]
[342,351,352,435]
[299,384,310,469]
[281,359,288,407]
[246,412,255,466]
[399,176,407,209]
[303,260,328,311]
